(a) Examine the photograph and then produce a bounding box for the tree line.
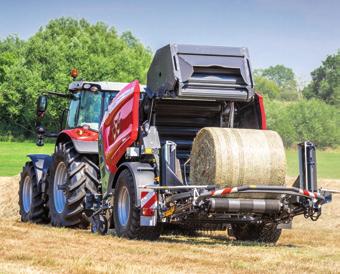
[0,18,152,138]
[255,54,339,148]
[0,18,339,148]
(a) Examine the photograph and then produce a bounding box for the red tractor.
[18,77,130,227]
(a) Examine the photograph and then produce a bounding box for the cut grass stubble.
[0,177,339,273]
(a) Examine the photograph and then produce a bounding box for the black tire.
[18,162,48,223]
[113,169,160,240]
[162,223,199,237]
[231,222,282,243]
[47,142,99,228]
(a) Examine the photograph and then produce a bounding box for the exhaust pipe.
[209,198,281,213]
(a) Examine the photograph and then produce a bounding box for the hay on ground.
[0,175,19,219]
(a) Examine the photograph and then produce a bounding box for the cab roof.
[68,81,130,92]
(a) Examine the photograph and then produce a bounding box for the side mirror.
[37,95,48,117]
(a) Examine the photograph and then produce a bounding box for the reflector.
[142,208,154,216]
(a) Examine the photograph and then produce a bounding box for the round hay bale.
[190,128,286,189]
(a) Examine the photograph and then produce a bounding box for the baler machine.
[88,44,333,241]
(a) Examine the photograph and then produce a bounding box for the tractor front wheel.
[47,142,99,228]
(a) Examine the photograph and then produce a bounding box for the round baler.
[93,44,331,242]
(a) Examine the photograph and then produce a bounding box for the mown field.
[0,141,339,273]
[0,176,339,273]
[0,142,339,179]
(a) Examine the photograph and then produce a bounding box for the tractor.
[18,71,130,227]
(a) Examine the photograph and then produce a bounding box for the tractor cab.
[66,81,129,131]
[35,80,130,147]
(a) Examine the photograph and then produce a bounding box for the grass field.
[0,142,339,179]
[0,176,339,273]
[285,148,340,179]
[0,142,54,176]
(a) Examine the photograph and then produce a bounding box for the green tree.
[265,100,297,146]
[0,36,25,84]
[265,98,339,148]
[254,75,280,99]
[290,99,338,147]
[0,18,152,138]
[303,51,340,106]
[255,65,299,101]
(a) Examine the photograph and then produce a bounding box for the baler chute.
[147,44,254,101]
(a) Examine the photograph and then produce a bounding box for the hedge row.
[264,98,339,148]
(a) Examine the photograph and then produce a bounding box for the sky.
[0,0,339,84]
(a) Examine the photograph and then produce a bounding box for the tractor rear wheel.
[47,142,99,228]
[231,222,282,243]
[113,169,160,240]
[19,162,48,223]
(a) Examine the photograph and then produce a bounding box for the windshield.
[78,91,101,130]
[103,92,117,112]
[67,90,118,131]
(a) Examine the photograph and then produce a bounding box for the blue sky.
[0,0,339,84]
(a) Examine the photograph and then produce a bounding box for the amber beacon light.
[70,68,78,79]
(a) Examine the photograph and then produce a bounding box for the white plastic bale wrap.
[189,128,286,188]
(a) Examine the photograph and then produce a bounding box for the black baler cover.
[147,44,255,101]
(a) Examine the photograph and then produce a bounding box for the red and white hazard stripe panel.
[140,191,157,226]
[141,191,157,216]
[211,187,237,196]
[299,189,319,199]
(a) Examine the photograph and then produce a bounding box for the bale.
[190,128,286,189]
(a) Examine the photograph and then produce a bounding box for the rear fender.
[27,154,52,185]
[109,162,155,207]
[56,131,98,154]
[72,139,98,154]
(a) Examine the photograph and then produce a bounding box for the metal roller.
[209,198,282,213]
